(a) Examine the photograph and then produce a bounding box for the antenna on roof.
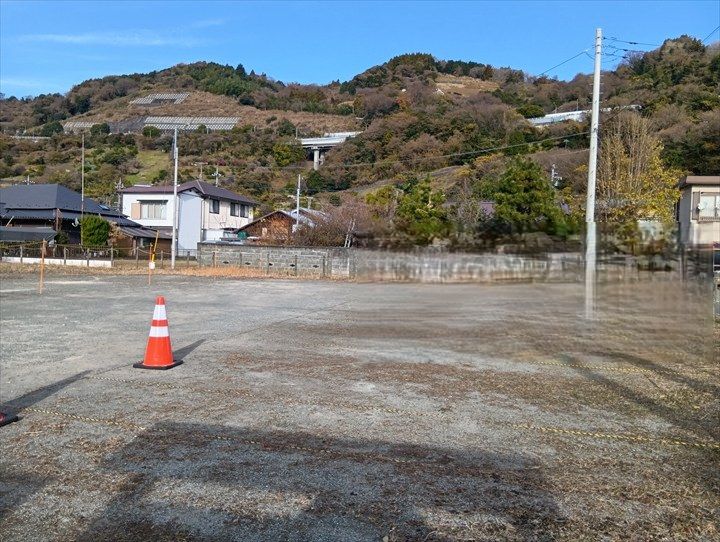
[212,165,220,187]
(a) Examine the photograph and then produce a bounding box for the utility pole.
[212,165,220,187]
[295,174,302,229]
[115,179,125,211]
[585,27,602,320]
[80,133,85,217]
[194,162,206,181]
[171,128,179,270]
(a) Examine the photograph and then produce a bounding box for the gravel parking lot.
[0,273,717,541]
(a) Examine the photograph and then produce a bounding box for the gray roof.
[0,226,56,242]
[0,183,139,227]
[678,176,720,188]
[118,226,173,240]
[121,180,257,205]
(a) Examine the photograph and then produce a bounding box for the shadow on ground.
[173,339,206,361]
[0,473,47,522]
[75,422,562,541]
[3,370,90,415]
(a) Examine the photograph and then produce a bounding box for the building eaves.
[678,176,720,189]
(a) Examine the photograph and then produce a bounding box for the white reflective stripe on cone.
[149,326,170,337]
[152,305,167,320]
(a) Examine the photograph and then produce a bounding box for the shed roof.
[0,226,56,242]
[678,176,720,188]
[236,210,294,232]
[118,226,173,240]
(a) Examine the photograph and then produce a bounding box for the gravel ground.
[0,273,718,541]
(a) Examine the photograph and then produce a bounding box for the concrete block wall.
[352,250,584,283]
[197,244,352,278]
[197,243,586,283]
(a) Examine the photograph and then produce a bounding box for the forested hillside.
[0,35,717,247]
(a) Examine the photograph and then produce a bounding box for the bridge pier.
[300,132,362,170]
[313,148,320,171]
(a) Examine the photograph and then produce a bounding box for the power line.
[536,49,592,77]
[701,25,720,43]
[244,132,591,173]
[604,36,661,47]
[604,44,649,54]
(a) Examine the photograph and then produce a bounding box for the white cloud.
[190,18,227,29]
[20,31,203,47]
[0,77,47,89]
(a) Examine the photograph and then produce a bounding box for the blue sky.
[1,0,718,97]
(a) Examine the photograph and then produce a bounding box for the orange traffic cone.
[133,296,183,370]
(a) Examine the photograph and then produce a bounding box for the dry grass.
[75,91,359,133]
[0,262,341,281]
[435,74,499,96]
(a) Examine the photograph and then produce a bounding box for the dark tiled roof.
[0,184,142,227]
[1,208,138,226]
[121,180,257,205]
[0,184,126,217]
[0,226,56,242]
[181,180,258,205]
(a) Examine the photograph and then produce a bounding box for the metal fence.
[0,243,199,269]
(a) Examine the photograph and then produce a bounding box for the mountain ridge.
[0,36,717,211]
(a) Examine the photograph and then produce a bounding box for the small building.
[236,208,327,244]
[237,210,296,244]
[677,176,720,247]
[120,180,257,253]
[0,183,152,245]
[114,226,172,253]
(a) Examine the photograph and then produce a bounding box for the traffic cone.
[133,296,183,370]
[0,411,19,427]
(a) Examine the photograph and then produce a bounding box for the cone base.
[133,359,183,370]
[0,411,19,427]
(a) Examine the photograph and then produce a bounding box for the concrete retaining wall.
[197,243,588,282]
[197,244,352,278]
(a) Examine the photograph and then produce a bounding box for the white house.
[676,176,720,247]
[120,180,257,253]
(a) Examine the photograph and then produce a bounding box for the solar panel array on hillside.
[144,117,240,131]
[130,93,190,105]
[62,121,95,133]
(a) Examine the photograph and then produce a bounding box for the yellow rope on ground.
[19,405,720,451]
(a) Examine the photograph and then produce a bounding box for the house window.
[230,203,249,217]
[139,201,166,219]
[697,194,720,221]
[209,199,220,214]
